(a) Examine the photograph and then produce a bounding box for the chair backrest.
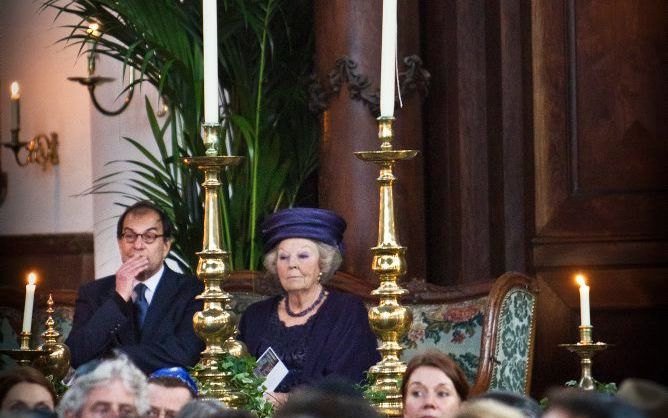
[471,272,538,394]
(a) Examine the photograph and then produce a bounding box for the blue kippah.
[262,207,347,254]
[148,367,198,396]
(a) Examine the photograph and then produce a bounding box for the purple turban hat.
[262,207,347,254]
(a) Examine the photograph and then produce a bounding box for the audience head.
[455,399,524,418]
[402,350,470,418]
[115,200,174,279]
[617,378,668,418]
[262,207,346,283]
[147,368,198,418]
[543,388,646,418]
[0,367,57,414]
[174,399,227,418]
[474,390,542,418]
[273,388,382,418]
[58,355,148,418]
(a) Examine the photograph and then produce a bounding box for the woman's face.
[1,382,55,413]
[275,238,321,293]
[403,366,462,418]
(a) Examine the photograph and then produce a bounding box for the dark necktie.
[134,283,149,328]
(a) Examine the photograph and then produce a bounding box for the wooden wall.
[318,0,668,397]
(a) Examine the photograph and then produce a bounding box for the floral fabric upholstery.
[399,298,488,384]
[488,288,535,392]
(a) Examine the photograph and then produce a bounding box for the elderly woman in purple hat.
[238,207,380,406]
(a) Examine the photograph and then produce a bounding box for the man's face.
[147,383,192,418]
[76,379,138,418]
[118,210,172,280]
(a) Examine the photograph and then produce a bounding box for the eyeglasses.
[120,231,164,244]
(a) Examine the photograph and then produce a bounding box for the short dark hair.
[116,201,174,240]
[475,391,543,418]
[273,389,382,418]
[546,388,645,418]
[0,367,57,408]
[148,376,197,398]
[402,350,470,402]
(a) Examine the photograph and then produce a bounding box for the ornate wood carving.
[309,55,430,116]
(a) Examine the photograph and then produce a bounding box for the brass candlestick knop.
[184,123,246,405]
[355,117,417,417]
[33,294,71,381]
[559,325,610,390]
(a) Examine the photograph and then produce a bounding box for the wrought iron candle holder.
[354,117,416,417]
[559,325,610,390]
[184,123,246,405]
[0,294,71,381]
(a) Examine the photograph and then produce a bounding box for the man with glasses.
[66,201,204,374]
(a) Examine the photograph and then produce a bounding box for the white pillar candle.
[203,0,219,124]
[379,0,397,117]
[575,274,591,327]
[22,273,37,333]
[10,81,20,133]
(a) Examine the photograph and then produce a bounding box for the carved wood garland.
[309,55,431,116]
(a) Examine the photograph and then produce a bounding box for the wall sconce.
[67,22,168,117]
[67,22,136,116]
[1,82,59,170]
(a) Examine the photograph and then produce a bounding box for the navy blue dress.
[238,290,380,393]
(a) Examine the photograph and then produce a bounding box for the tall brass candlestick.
[184,124,245,405]
[355,117,416,417]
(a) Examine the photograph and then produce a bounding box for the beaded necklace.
[285,287,328,317]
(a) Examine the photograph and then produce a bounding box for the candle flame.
[575,274,587,287]
[27,272,37,285]
[86,22,101,38]
[10,81,20,99]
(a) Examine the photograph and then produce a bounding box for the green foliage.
[354,373,401,405]
[540,379,618,409]
[46,375,69,398]
[42,0,319,272]
[216,354,273,418]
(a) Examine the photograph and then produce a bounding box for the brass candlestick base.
[184,123,246,406]
[559,325,610,390]
[1,295,71,381]
[0,331,42,367]
[355,117,416,417]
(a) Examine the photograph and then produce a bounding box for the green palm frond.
[43,0,318,272]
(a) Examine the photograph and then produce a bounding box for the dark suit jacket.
[66,265,204,374]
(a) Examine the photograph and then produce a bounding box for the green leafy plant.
[216,354,273,418]
[354,373,401,404]
[42,0,319,272]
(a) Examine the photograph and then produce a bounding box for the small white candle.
[22,273,37,333]
[379,0,397,117]
[10,81,20,133]
[575,274,591,327]
[203,0,219,124]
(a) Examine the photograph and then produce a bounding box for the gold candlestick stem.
[355,117,417,417]
[184,123,245,405]
[559,325,610,390]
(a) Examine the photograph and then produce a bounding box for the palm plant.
[42,0,318,272]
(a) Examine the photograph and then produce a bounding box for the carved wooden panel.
[532,0,667,263]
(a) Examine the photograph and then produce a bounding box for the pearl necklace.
[285,287,328,317]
